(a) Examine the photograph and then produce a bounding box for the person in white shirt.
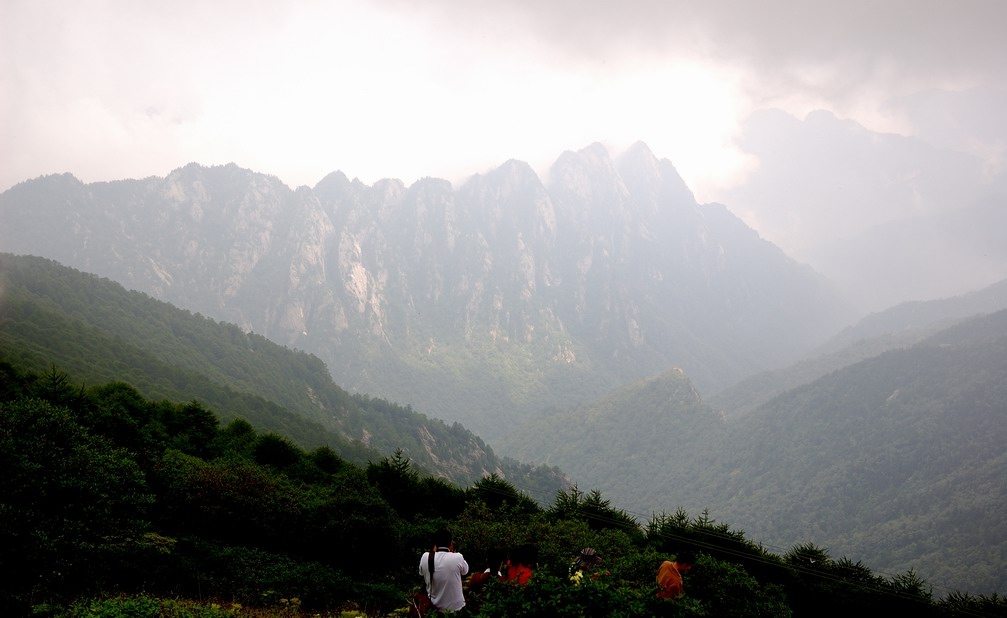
[418,528,470,612]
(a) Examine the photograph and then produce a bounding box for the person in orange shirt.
[656,553,694,599]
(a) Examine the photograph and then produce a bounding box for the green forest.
[500,307,1007,595]
[2,361,1005,617]
[1,254,1005,615]
[0,253,567,504]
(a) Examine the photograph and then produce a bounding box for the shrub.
[0,398,152,614]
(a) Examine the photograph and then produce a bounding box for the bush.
[176,541,354,612]
[0,398,153,614]
[54,594,244,618]
[474,572,665,618]
[685,554,791,617]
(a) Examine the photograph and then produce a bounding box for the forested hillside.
[0,253,564,498]
[504,309,1007,595]
[705,310,1007,593]
[3,359,1003,617]
[502,368,726,515]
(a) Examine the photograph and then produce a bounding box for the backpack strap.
[425,546,439,612]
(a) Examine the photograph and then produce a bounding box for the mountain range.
[0,142,852,442]
[3,140,1005,594]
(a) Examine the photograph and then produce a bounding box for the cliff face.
[0,144,852,440]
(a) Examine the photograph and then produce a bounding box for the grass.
[47,595,385,618]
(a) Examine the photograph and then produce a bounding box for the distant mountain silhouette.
[0,143,852,442]
[709,276,1007,417]
[720,108,1007,312]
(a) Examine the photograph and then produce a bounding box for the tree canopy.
[2,360,1002,616]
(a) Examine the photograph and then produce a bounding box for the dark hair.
[485,548,506,571]
[434,528,453,548]
[429,528,454,577]
[512,543,538,567]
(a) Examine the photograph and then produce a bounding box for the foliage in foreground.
[2,361,1005,617]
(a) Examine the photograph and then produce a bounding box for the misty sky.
[3,0,1006,270]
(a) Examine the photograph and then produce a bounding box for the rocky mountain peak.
[548,142,624,198]
[313,170,352,197]
[616,142,696,212]
[0,144,853,440]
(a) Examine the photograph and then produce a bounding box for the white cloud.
[2,0,1004,202]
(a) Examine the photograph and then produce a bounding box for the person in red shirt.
[501,543,537,585]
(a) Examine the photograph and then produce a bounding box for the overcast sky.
[3,0,1005,206]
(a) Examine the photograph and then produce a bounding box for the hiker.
[461,549,502,615]
[418,528,469,613]
[467,549,503,592]
[569,547,603,585]
[501,543,536,585]
[656,553,694,599]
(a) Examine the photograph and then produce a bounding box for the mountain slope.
[0,253,566,497]
[708,276,1007,418]
[501,367,726,515]
[0,145,853,441]
[501,307,1007,594]
[819,276,1007,353]
[704,310,1007,594]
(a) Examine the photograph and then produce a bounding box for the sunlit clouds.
[3,0,1004,209]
